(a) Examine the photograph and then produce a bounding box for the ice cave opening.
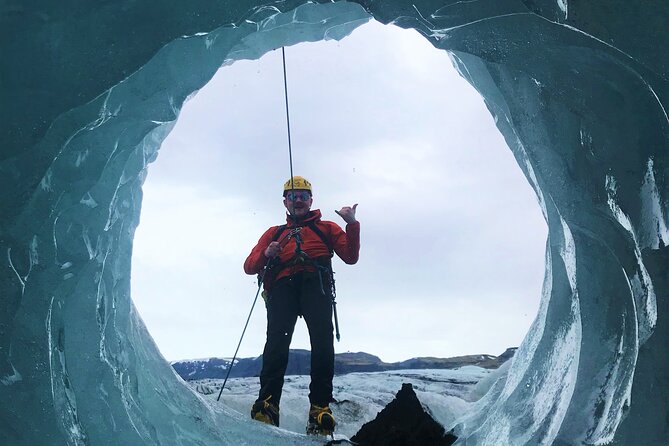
[131,19,547,367]
[2,1,667,446]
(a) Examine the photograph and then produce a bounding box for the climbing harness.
[261,222,342,341]
[266,224,332,286]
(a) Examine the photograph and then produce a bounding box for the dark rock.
[497,347,518,362]
[351,383,458,446]
[335,352,386,374]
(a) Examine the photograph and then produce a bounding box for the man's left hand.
[335,204,358,224]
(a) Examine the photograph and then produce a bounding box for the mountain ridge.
[171,347,517,381]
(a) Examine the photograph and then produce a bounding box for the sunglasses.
[285,191,311,202]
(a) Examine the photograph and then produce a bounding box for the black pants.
[257,271,334,407]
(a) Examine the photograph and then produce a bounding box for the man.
[244,176,360,435]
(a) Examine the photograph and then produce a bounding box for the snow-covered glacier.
[1,1,667,445]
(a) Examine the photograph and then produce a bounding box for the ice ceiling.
[1,1,668,445]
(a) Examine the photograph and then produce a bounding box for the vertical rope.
[282,47,295,194]
[217,47,301,402]
[216,279,265,401]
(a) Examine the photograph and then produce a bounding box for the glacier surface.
[1,1,667,445]
[198,367,490,438]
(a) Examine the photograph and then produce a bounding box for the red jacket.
[244,209,360,287]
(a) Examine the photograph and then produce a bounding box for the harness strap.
[262,221,334,293]
[306,221,333,255]
[270,221,333,255]
[271,224,288,243]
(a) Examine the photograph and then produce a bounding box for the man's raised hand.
[335,204,358,224]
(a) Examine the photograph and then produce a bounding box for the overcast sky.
[131,20,548,363]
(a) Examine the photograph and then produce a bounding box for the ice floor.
[195,366,494,439]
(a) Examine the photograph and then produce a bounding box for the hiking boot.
[306,404,336,436]
[251,396,280,427]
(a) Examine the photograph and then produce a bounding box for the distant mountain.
[171,348,517,381]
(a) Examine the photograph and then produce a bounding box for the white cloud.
[134,181,266,269]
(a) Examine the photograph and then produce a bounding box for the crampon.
[306,404,336,436]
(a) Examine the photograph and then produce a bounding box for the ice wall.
[1,1,667,445]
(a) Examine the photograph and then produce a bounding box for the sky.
[130,20,548,363]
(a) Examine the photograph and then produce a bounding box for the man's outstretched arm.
[332,204,360,264]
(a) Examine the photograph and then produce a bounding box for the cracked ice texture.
[0,1,667,445]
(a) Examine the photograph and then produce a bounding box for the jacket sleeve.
[244,226,277,275]
[329,221,360,264]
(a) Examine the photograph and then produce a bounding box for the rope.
[217,48,296,401]
[281,47,340,340]
[218,49,343,402]
[216,269,266,401]
[282,47,296,196]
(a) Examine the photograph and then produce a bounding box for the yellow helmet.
[283,176,312,194]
